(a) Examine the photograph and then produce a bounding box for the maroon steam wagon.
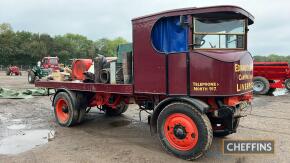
[36,6,254,160]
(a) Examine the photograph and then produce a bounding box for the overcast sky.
[0,0,289,56]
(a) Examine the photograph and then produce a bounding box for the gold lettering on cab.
[237,82,253,92]
[234,64,253,92]
[192,82,220,92]
[234,64,253,72]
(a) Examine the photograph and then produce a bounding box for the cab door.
[151,16,190,95]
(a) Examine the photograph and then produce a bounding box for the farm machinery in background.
[28,57,60,84]
[6,66,22,76]
[253,62,290,95]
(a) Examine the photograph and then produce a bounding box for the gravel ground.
[0,71,289,163]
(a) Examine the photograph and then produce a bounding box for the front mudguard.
[150,97,210,134]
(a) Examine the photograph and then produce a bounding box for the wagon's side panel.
[190,51,253,96]
[132,17,166,94]
[168,54,187,95]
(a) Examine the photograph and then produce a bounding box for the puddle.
[110,120,131,127]
[11,119,22,122]
[0,129,55,155]
[7,124,26,130]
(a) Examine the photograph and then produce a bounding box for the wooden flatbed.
[35,80,133,95]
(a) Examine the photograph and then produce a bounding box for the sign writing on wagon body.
[235,64,253,92]
[192,82,220,92]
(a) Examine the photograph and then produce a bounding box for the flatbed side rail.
[35,81,133,95]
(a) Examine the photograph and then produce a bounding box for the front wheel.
[157,102,212,160]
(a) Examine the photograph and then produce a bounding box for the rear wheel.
[6,69,10,76]
[253,77,270,95]
[28,71,36,84]
[157,102,212,160]
[104,101,128,116]
[53,92,79,127]
[285,79,290,91]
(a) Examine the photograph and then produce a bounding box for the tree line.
[0,23,128,66]
[1,23,289,67]
[253,54,290,63]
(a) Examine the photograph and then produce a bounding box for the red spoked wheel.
[55,98,69,124]
[157,102,212,160]
[164,113,199,151]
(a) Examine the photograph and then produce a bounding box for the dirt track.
[0,71,290,163]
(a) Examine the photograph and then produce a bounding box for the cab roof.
[132,5,254,25]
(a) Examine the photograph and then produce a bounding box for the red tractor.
[41,56,60,70]
[6,66,22,76]
[35,6,254,160]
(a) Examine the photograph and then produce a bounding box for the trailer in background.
[253,62,290,94]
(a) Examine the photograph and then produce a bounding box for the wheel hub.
[253,81,264,92]
[164,113,199,151]
[173,125,187,139]
[62,106,69,113]
[56,98,69,123]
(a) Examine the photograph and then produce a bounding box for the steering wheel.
[209,42,216,48]
[200,39,205,46]
[227,39,237,44]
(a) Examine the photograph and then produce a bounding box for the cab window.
[151,16,188,53]
[193,19,245,49]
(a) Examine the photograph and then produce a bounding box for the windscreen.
[193,19,245,49]
[50,58,58,65]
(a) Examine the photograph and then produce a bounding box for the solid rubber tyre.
[104,101,128,116]
[212,119,240,137]
[253,76,270,95]
[285,79,290,91]
[28,70,36,84]
[53,92,79,127]
[157,102,212,160]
